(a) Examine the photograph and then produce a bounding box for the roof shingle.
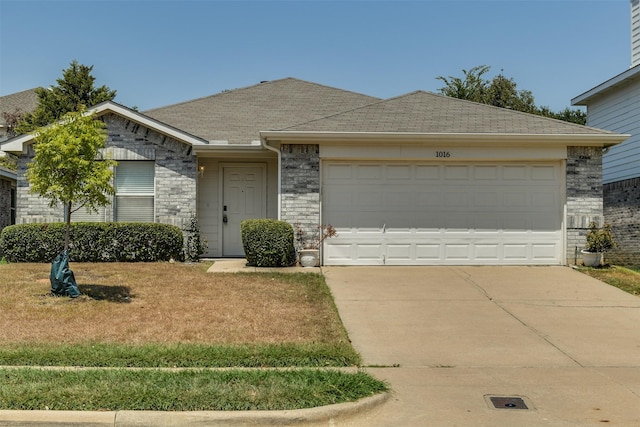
[282,91,616,135]
[144,78,380,144]
[0,89,38,126]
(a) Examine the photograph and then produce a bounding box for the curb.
[0,392,390,426]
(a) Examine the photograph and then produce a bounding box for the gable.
[0,101,208,155]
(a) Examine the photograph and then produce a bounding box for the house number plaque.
[435,151,451,158]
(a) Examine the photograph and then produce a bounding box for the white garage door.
[322,162,563,265]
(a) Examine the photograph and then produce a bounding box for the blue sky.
[0,0,631,112]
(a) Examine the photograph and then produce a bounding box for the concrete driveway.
[323,266,640,426]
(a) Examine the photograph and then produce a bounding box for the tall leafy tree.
[437,65,586,125]
[17,60,116,133]
[436,65,490,104]
[26,108,116,250]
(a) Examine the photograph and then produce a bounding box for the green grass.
[0,368,388,411]
[577,265,640,297]
[0,265,381,410]
[0,342,360,368]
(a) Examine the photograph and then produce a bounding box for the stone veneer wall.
[279,144,320,239]
[0,177,12,230]
[565,146,604,264]
[16,113,196,228]
[603,177,640,265]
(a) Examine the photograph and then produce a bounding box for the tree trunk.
[65,201,71,251]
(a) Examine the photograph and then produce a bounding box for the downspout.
[261,136,282,219]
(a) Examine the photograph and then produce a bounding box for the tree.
[436,65,586,125]
[17,60,116,133]
[1,108,24,139]
[436,65,490,104]
[26,108,116,250]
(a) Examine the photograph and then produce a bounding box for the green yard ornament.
[26,107,116,296]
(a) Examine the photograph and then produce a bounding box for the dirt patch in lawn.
[0,263,347,346]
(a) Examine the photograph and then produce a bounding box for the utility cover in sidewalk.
[488,396,529,410]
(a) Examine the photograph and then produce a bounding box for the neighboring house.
[0,89,33,231]
[0,88,38,142]
[0,165,16,231]
[571,0,640,265]
[0,78,628,266]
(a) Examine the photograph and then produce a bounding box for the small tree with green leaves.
[26,108,116,251]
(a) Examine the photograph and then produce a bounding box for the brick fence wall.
[603,177,640,265]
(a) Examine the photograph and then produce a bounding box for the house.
[0,88,38,142]
[571,0,640,265]
[0,78,628,265]
[0,89,34,231]
[0,166,16,231]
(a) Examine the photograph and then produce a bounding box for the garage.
[322,161,563,265]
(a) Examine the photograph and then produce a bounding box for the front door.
[222,165,266,257]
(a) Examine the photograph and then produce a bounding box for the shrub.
[241,219,295,267]
[585,221,616,253]
[184,214,208,262]
[0,223,185,262]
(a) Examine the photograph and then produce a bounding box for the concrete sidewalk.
[323,266,640,426]
[206,258,322,274]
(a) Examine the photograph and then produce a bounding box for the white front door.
[222,165,266,257]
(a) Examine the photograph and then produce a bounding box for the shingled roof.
[281,90,617,136]
[0,88,38,127]
[144,78,380,144]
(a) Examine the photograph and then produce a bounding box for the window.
[115,161,155,222]
[68,161,155,223]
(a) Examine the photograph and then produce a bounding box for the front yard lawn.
[577,265,640,297]
[0,263,386,410]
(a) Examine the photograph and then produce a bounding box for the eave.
[0,101,209,154]
[260,131,629,148]
[572,64,640,106]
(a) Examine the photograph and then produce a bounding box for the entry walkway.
[323,266,640,426]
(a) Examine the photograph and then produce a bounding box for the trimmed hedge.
[0,223,184,263]
[241,219,296,267]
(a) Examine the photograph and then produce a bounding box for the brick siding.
[279,144,320,237]
[565,146,604,264]
[16,113,196,228]
[603,177,640,265]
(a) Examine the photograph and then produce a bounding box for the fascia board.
[0,167,16,180]
[193,142,268,155]
[0,101,209,154]
[0,133,34,153]
[572,65,640,105]
[260,131,629,148]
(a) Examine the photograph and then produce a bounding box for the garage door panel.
[504,244,529,260]
[445,244,471,260]
[532,244,558,260]
[475,244,500,260]
[415,165,441,180]
[445,165,470,180]
[531,165,557,180]
[323,162,562,265]
[416,244,441,260]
